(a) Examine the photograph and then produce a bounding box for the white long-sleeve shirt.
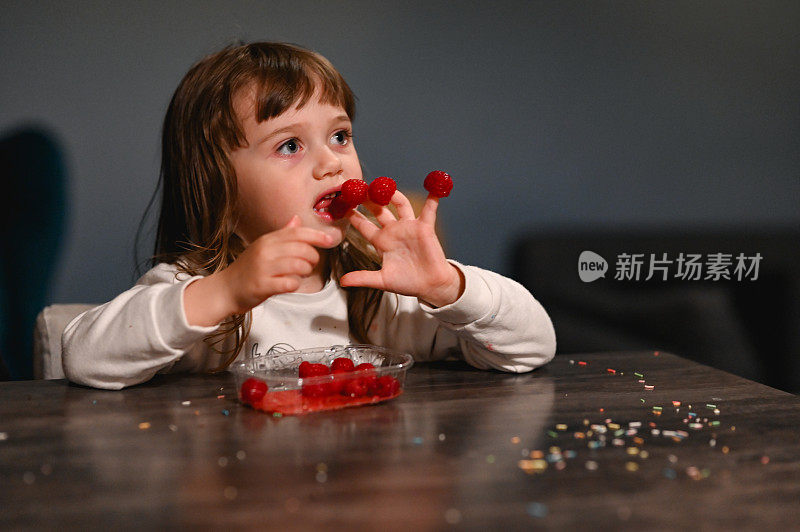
[62,261,556,389]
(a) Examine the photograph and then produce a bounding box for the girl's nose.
[312,145,343,180]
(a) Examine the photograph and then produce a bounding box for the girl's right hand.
[183,215,332,327]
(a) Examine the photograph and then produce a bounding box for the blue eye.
[332,130,351,146]
[278,139,300,155]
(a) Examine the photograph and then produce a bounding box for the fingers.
[274,225,333,249]
[364,201,398,227]
[269,256,315,277]
[389,190,416,220]
[273,241,321,265]
[284,214,302,228]
[419,194,440,226]
[345,209,381,241]
[339,270,385,290]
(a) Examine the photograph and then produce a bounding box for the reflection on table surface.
[1,352,799,529]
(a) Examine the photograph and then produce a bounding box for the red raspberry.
[368,176,396,206]
[339,179,369,207]
[300,363,332,397]
[343,378,368,398]
[302,382,330,397]
[423,170,453,198]
[240,377,268,405]
[329,367,350,394]
[375,375,400,397]
[298,361,312,378]
[299,362,329,378]
[354,363,378,393]
[331,357,355,372]
[329,197,353,219]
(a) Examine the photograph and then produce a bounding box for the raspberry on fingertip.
[423,170,453,198]
[368,176,397,206]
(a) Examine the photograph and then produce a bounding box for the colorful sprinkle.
[518,459,547,473]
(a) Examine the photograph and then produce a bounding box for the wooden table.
[1,351,799,530]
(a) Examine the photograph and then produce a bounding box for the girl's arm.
[372,262,557,372]
[63,216,332,389]
[341,191,555,371]
[183,216,332,326]
[61,264,221,389]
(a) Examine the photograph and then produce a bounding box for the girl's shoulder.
[135,261,201,286]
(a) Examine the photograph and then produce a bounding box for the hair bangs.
[249,46,356,123]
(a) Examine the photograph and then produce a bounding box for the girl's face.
[230,88,363,247]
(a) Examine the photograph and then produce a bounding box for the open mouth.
[313,190,341,215]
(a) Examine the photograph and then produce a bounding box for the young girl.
[61,42,556,390]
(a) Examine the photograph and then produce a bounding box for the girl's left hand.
[339,191,465,308]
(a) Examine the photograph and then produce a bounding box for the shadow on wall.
[0,127,67,380]
[511,230,800,394]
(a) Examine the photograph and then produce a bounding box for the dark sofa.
[511,229,800,393]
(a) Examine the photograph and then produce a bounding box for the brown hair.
[153,42,382,370]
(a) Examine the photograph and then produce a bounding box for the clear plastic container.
[232,344,414,415]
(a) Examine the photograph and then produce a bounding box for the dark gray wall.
[2,1,798,305]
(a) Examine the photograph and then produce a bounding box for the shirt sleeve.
[61,264,220,389]
[375,261,556,372]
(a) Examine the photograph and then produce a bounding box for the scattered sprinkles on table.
[516,353,764,484]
